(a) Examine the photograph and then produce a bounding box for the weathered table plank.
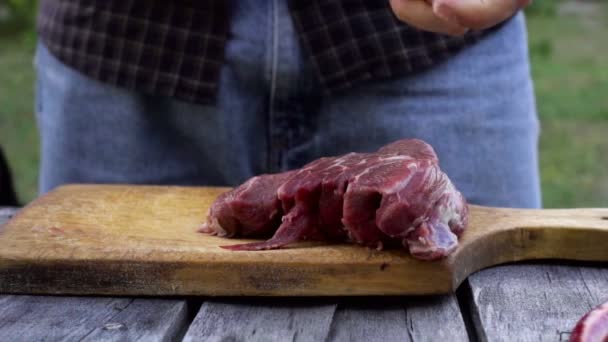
[0,207,17,224]
[183,298,336,342]
[184,296,469,341]
[326,296,469,342]
[0,207,192,342]
[466,264,608,342]
[0,296,189,341]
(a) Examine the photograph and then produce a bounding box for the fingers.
[433,0,531,30]
[389,0,529,36]
[389,0,468,37]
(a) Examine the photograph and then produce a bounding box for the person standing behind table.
[34,0,540,209]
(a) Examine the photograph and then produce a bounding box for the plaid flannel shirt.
[38,0,492,104]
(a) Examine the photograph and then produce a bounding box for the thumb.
[433,0,530,30]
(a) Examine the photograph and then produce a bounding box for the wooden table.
[1,207,606,341]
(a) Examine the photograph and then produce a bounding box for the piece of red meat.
[570,301,608,342]
[200,139,468,260]
[198,171,295,237]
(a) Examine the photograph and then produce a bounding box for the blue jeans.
[35,0,541,208]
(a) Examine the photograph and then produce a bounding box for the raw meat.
[570,301,608,342]
[199,139,468,260]
[199,171,295,238]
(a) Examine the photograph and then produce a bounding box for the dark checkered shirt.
[38,0,494,104]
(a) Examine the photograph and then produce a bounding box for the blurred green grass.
[528,0,608,207]
[0,33,38,204]
[0,0,607,207]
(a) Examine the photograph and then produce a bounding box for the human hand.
[389,0,532,36]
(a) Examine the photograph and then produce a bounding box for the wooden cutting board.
[1,184,607,296]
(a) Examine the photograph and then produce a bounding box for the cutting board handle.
[450,206,608,287]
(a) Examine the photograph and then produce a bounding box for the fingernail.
[433,2,460,26]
